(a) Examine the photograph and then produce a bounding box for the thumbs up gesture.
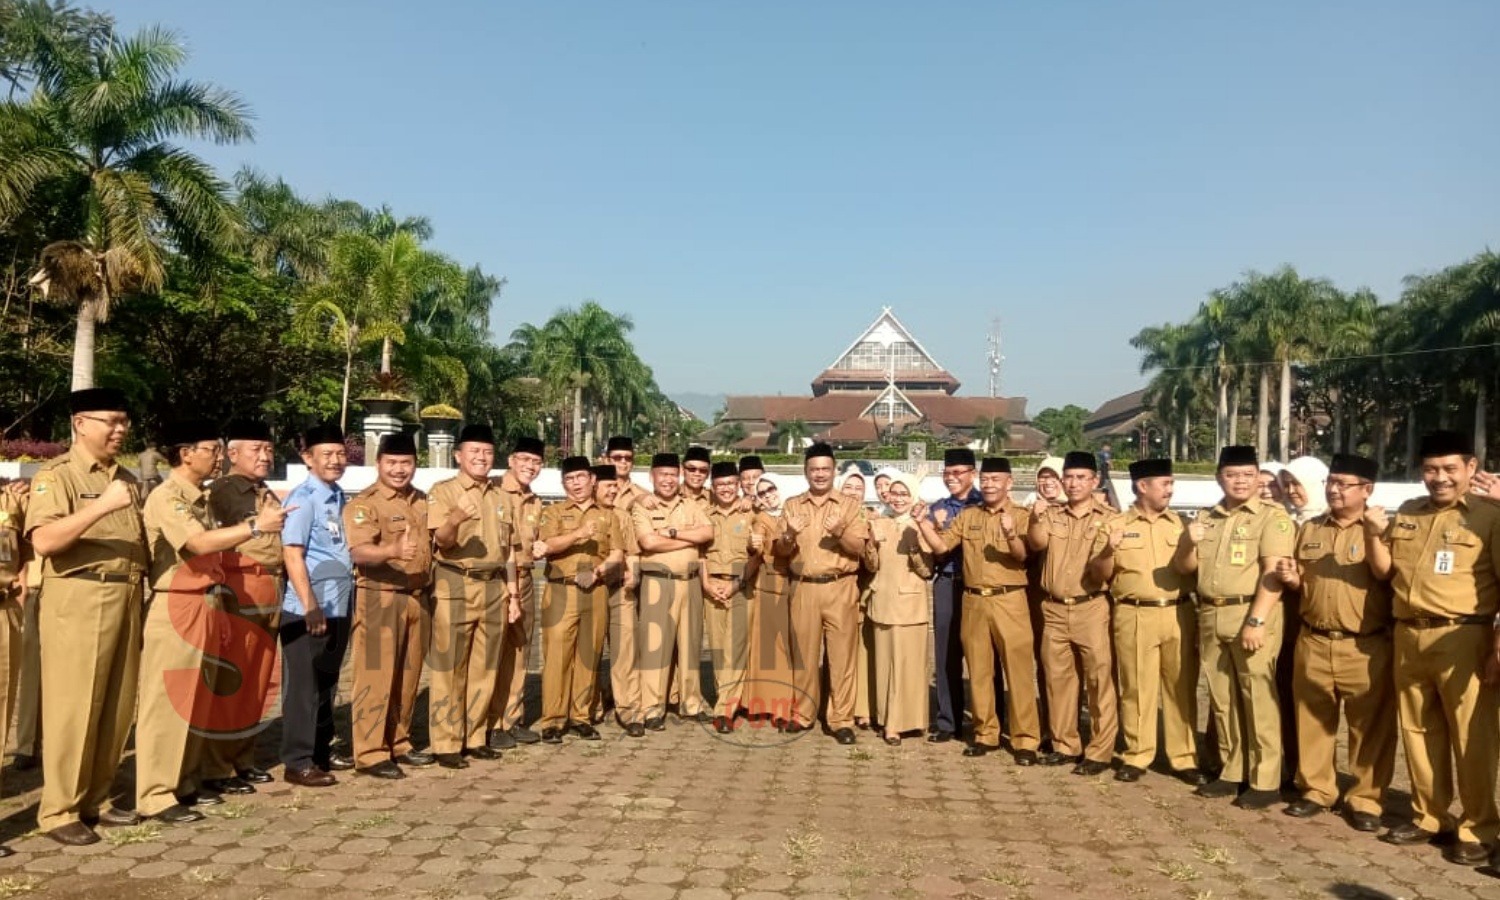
[1186,520,1206,545]
[1363,505,1389,534]
[397,526,418,561]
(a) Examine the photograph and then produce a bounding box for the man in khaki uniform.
[137,420,290,823]
[703,461,760,730]
[0,479,27,857]
[777,442,872,744]
[1026,451,1118,775]
[429,424,520,768]
[1090,458,1203,785]
[633,452,713,729]
[1272,453,1395,832]
[12,540,40,773]
[606,436,647,511]
[919,457,1036,762]
[681,446,713,511]
[26,388,148,845]
[738,456,766,503]
[1376,431,1500,868]
[534,457,623,742]
[487,436,545,750]
[591,463,645,736]
[345,432,434,779]
[200,419,286,791]
[1173,445,1295,809]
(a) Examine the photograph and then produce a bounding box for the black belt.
[1046,593,1105,606]
[1201,595,1252,607]
[58,570,136,584]
[708,572,740,580]
[1115,597,1183,608]
[435,561,506,582]
[792,572,852,585]
[1398,615,1490,629]
[1304,622,1388,640]
[640,569,696,581]
[964,585,1024,597]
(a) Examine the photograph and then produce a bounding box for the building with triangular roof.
[699,308,1042,453]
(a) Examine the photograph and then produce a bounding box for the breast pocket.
[1295,542,1330,565]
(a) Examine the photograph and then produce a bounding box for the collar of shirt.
[709,502,743,518]
[373,482,415,502]
[456,471,491,493]
[218,474,260,496]
[561,497,596,513]
[500,471,533,497]
[68,443,118,477]
[1213,496,1263,517]
[166,470,206,503]
[1127,504,1178,525]
[299,477,344,505]
[1414,494,1474,514]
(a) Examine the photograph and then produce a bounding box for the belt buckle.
[1326,629,1349,640]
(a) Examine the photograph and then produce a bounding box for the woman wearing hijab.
[1279,457,1330,525]
[1259,461,1288,507]
[1271,455,1331,787]
[744,476,796,726]
[837,470,879,729]
[867,473,933,745]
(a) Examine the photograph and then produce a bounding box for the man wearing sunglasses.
[487,437,546,751]
[604,436,646,511]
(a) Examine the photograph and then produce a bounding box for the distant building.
[699,308,1044,453]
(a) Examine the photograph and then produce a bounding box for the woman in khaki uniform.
[744,476,796,725]
[867,473,932,745]
[838,470,878,729]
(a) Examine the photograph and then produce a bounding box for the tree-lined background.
[0,0,696,463]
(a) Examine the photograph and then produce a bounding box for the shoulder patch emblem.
[352,507,369,525]
[1276,519,1291,534]
[32,478,49,495]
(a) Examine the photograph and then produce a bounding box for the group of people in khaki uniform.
[4,387,1500,873]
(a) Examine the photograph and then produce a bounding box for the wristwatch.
[247,516,262,539]
[668,527,677,540]
[1245,616,1265,628]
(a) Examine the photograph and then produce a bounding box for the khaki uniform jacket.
[345,484,432,592]
[632,494,709,575]
[428,471,515,573]
[143,471,214,592]
[1092,505,1191,601]
[933,502,1031,589]
[498,471,542,579]
[1191,496,1295,598]
[25,445,148,579]
[538,499,622,580]
[0,487,26,592]
[1386,494,1500,619]
[704,505,756,577]
[867,514,932,625]
[1035,498,1114,598]
[780,491,870,579]
[1295,513,1392,632]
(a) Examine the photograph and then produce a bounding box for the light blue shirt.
[280,476,352,618]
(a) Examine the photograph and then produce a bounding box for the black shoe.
[48,822,100,846]
[1380,822,1439,845]
[540,727,565,744]
[625,722,646,738]
[202,776,255,795]
[690,711,712,725]
[150,803,206,824]
[1038,751,1074,767]
[1012,749,1038,767]
[435,753,468,770]
[927,731,954,744]
[644,717,666,732]
[466,746,501,761]
[1344,809,1382,833]
[1073,759,1110,777]
[712,716,733,734]
[1233,788,1281,810]
[963,744,995,758]
[0,846,11,858]
[96,806,142,827]
[327,752,355,771]
[396,750,436,767]
[12,753,39,772]
[237,766,273,784]
[356,760,406,780]
[1444,841,1489,866]
[183,790,223,806]
[571,723,601,741]
[783,721,810,734]
[1172,767,1210,787]
[1115,765,1145,783]
[1194,778,1240,799]
[834,727,856,745]
[508,725,541,745]
[488,728,517,751]
[1284,798,1325,818]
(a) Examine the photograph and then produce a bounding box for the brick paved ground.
[2,651,1498,899]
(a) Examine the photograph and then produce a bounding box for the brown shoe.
[97,806,143,827]
[48,821,100,846]
[284,766,337,788]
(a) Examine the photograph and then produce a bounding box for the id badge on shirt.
[1229,542,1248,567]
[326,515,343,543]
[1434,550,1455,575]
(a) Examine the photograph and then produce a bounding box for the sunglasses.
[607,453,634,462]
[756,486,778,498]
[684,465,710,474]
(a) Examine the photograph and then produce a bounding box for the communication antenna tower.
[986,319,1004,398]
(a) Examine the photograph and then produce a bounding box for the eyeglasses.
[684,465,710,474]
[942,467,974,477]
[756,486,778,498]
[78,415,130,430]
[607,453,634,462]
[1327,479,1371,491]
[190,443,221,455]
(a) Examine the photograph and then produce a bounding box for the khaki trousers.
[962,590,1040,750]
[13,588,39,756]
[704,580,751,717]
[666,578,707,711]
[488,572,534,731]
[637,571,701,719]
[38,580,142,831]
[1114,602,1198,770]
[744,578,796,721]
[350,586,430,768]
[872,622,928,736]
[1199,601,1283,790]
[606,583,641,724]
[854,609,876,722]
[1294,630,1395,815]
[539,580,607,729]
[1041,598,1118,762]
[429,571,504,754]
[0,598,20,801]
[789,576,860,729]
[1394,622,1500,844]
[136,590,221,815]
[200,572,282,780]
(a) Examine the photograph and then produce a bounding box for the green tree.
[972,415,1009,453]
[715,421,748,452]
[1031,405,1090,451]
[774,418,811,455]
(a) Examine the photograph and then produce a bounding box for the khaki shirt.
[868,514,932,625]
[609,503,640,557]
[1386,495,1500,619]
[753,512,790,592]
[933,503,1030,589]
[144,471,213,592]
[780,491,871,579]
[704,504,756,576]
[0,488,26,587]
[538,498,621,580]
[498,471,542,579]
[632,494,709,575]
[615,478,647,511]
[26,445,148,579]
[1295,514,1392,632]
[428,471,514,573]
[208,473,285,574]
[1093,504,1190,601]
[1192,496,1294,598]
[682,488,712,514]
[346,483,431,592]
[1036,498,1114,598]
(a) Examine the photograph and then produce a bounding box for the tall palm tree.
[776,418,811,454]
[972,415,1009,453]
[0,22,252,388]
[234,167,335,282]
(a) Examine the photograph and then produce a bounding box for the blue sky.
[114,0,1499,415]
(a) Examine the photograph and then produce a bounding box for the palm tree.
[972,415,1009,453]
[776,418,811,455]
[715,421,748,453]
[234,167,336,282]
[0,22,252,388]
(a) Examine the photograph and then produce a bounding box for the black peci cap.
[1417,430,1474,460]
[980,457,1011,474]
[591,464,618,482]
[511,436,545,457]
[69,387,127,414]
[378,432,418,457]
[1128,458,1172,480]
[1062,451,1098,472]
[458,423,495,446]
[162,419,218,448]
[651,452,680,469]
[943,448,977,468]
[560,455,591,474]
[1329,453,1379,483]
[1217,445,1258,469]
[225,419,272,442]
[710,461,739,480]
[738,455,764,473]
[683,446,712,465]
[302,422,344,449]
[605,435,634,453]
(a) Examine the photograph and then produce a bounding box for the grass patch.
[211,802,253,820]
[103,823,162,845]
[0,877,39,899]
[847,748,874,762]
[345,812,394,831]
[240,824,264,837]
[279,792,311,811]
[182,868,229,885]
[1154,860,1200,882]
[981,865,1034,887]
[1192,843,1235,866]
[266,856,313,876]
[783,826,824,863]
